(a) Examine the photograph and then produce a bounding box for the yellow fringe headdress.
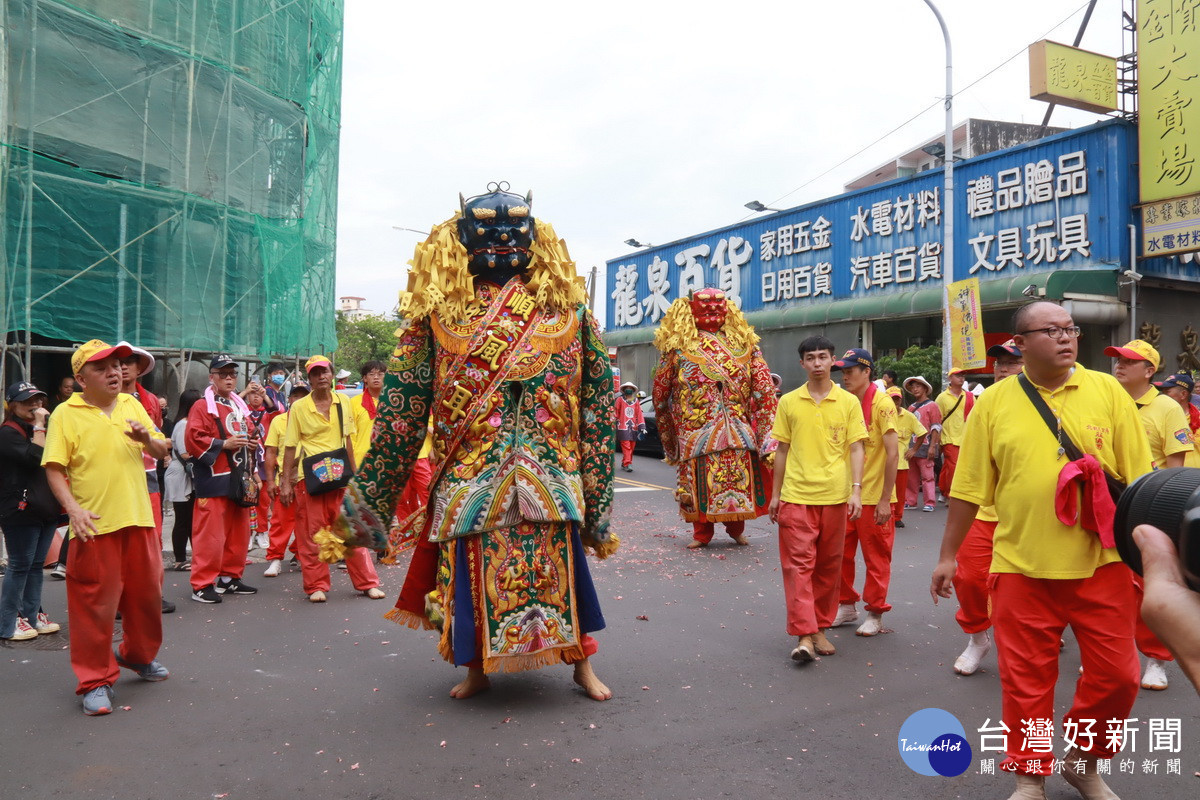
[652,295,760,355]
[401,214,588,322]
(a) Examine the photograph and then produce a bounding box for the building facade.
[606,119,1200,391]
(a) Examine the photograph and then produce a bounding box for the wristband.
[33,426,47,432]
[852,482,862,487]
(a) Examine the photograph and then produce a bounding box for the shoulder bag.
[216,412,260,507]
[302,400,353,496]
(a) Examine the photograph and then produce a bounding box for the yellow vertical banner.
[947,277,986,370]
[1138,0,1200,204]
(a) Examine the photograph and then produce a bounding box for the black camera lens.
[1113,467,1200,592]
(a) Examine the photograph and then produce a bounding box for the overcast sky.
[333,0,1127,323]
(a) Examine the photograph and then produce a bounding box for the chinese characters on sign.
[965,151,1091,272]
[605,124,1130,331]
[1028,40,1119,114]
[1141,192,1200,256]
[976,717,1185,777]
[948,278,986,370]
[1138,0,1200,203]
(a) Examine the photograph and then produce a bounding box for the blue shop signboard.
[607,119,1161,332]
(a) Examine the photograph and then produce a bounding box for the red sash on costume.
[387,281,550,556]
[361,390,377,420]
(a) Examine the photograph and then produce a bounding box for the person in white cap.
[902,376,941,512]
[614,382,646,473]
[117,343,175,614]
[1106,338,1193,693]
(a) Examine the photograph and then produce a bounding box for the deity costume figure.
[330,184,616,700]
[652,289,778,549]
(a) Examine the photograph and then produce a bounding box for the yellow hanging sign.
[947,277,986,370]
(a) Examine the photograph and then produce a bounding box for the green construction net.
[1,0,342,359]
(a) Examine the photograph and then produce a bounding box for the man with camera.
[931,301,1151,800]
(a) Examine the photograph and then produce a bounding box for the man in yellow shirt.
[1157,372,1200,467]
[935,368,974,504]
[887,386,926,530]
[282,356,383,603]
[262,382,309,577]
[831,349,897,637]
[769,336,866,663]
[43,339,172,716]
[931,302,1151,799]
[948,338,1023,677]
[1105,338,1193,692]
[349,360,386,460]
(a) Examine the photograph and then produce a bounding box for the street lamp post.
[922,0,954,382]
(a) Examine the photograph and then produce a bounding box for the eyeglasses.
[1018,325,1082,340]
[211,370,238,378]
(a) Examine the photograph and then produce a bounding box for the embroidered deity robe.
[652,331,777,523]
[352,279,615,673]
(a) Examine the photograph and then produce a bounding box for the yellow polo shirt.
[349,393,375,459]
[772,383,868,505]
[1134,388,1193,469]
[265,412,289,486]
[42,393,166,537]
[951,365,1151,578]
[895,407,927,470]
[283,392,357,470]
[936,389,971,446]
[856,389,898,506]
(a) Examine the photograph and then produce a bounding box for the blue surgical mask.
[271,374,285,386]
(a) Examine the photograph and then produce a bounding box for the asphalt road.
[2,455,1197,799]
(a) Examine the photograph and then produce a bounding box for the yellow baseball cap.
[1103,340,1161,371]
[886,386,903,400]
[305,354,333,374]
[71,339,133,375]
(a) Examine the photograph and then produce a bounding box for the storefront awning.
[602,268,1119,347]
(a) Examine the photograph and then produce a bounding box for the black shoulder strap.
[947,393,965,419]
[1017,373,1084,462]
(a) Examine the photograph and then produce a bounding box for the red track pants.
[776,502,847,636]
[991,563,1138,774]
[839,509,895,614]
[953,518,996,634]
[938,443,960,499]
[66,526,163,694]
[892,469,908,522]
[190,496,251,591]
[293,482,379,594]
[265,493,298,561]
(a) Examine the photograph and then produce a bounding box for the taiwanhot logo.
[898,708,972,777]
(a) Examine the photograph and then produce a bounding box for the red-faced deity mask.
[689,288,727,332]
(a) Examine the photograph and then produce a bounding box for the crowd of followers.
[2,302,1199,800]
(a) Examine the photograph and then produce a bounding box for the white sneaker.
[855,612,883,637]
[264,559,282,577]
[1141,658,1168,690]
[831,604,858,627]
[4,617,38,641]
[953,633,991,675]
[258,534,270,550]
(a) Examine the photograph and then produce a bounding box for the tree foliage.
[875,345,943,396]
[333,312,399,376]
